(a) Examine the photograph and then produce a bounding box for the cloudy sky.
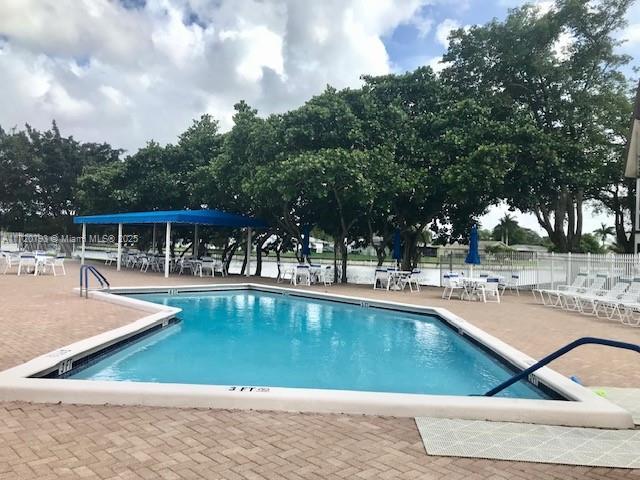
[1,0,639,234]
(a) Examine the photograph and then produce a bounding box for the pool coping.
[0,283,633,429]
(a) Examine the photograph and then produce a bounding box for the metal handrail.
[483,337,640,397]
[79,265,110,298]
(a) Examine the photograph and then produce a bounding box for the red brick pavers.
[0,261,637,479]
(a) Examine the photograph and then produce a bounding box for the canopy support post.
[152,223,156,254]
[164,222,171,278]
[81,224,86,265]
[194,224,199,258]
[246,227,252,277]
[117,223,123,271]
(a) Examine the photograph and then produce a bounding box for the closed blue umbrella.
[392,229,401,264]
[301,225,311,258]
[465,224,481,275]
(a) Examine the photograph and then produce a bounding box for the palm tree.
[594,223,614,247]
[497,213,518,246]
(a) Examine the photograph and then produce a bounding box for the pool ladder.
[79,265,110,298]
[482,337,640,397]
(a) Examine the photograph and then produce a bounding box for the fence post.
[551,252,555,290]
[587,252,591,278]
[567,252,571,287]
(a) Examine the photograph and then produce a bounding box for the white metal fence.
[439,251,640,290]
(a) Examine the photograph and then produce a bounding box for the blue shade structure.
[74,209,267,228]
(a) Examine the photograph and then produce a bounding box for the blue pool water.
[70,291,552,399]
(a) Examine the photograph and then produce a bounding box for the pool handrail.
[483,337,640,397]
[79,265,110,298]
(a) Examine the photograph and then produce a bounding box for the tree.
[359,68,511,268]
[442,0,634,252]
[593,223,615,247]
[1,121,122,233]
[491,214,543,245]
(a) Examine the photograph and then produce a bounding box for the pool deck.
[0,261,638,479]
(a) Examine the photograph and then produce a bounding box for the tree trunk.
[333,239,339,283]
[400,229,421,271]
[534,190,585,253]
[240,244,248,275]
[223,241,239,274]
[340,237,348,284]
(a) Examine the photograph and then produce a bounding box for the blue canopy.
[74,209,267,228]
[465,224,481,265]
[392,229,402,261]
[301,225,311,256]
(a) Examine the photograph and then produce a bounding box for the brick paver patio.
[0,261,638,479]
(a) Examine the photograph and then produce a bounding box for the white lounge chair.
[536,273,590,307]
[560,274,608,311]
[575,279,629,315]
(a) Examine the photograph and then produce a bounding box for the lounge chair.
[574,278,629,315]
[534,273,590,307]
[560,274,608,311]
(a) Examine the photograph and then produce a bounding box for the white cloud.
[410,12,434,38]
[0,0,429,152]
[426,55,448,73]
[621,23,640,45]
[435,18,460,48]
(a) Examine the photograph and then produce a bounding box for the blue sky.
[384,1,507,73]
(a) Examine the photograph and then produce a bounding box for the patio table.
[309,264,324,284]
[387,270,412,291]
[461,276,504,301]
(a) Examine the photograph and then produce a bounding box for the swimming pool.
[69,290,550,399]
[0,284,631,428]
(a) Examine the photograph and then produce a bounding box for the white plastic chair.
[1,252,20,274]
[501,274,520,296]
[398,269,421,292]
[442,273,464,299]
[199,257,215,277]
[478,277,501,303]
[17,254,38,276]
[292,265,311,286]
[43,255,66,276]
[373,268,390,290]
[322,265,334,286]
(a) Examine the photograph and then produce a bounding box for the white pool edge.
[0,283,633,429]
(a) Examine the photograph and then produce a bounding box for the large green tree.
[442,0,634,252]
